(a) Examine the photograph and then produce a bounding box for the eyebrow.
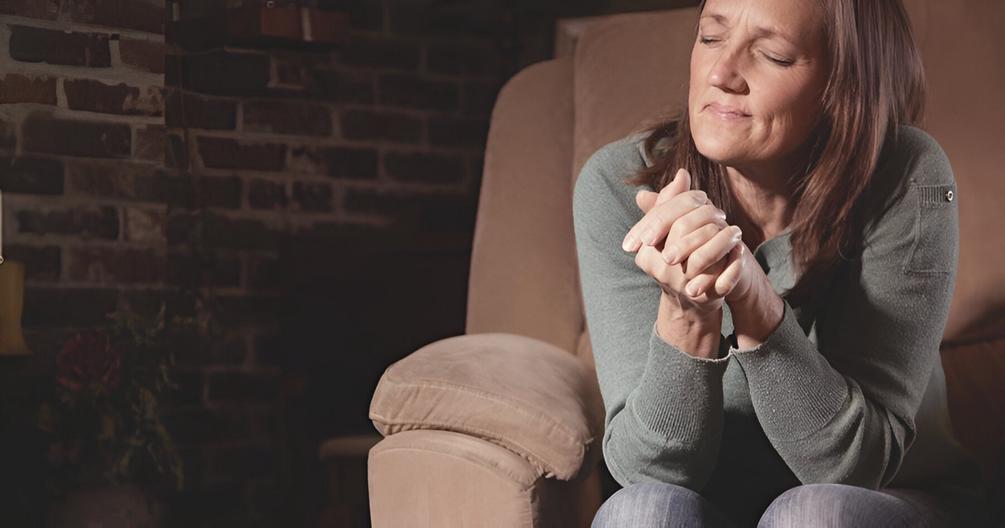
[700,12,798,45]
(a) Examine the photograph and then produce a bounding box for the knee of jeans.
[758,483,928,528]
[592,481,705,528]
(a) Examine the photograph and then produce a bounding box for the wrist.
[657,293,723,359]
[728,279,783,350]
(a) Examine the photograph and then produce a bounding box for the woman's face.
[688,0,830,171]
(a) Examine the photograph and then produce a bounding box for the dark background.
[0,0,699,525]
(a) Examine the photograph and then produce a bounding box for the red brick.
[23,287,119,327]
[3,244,60,281]
[318,0,382,31]
[309,69,374,104]
[0,0,60,20]
[167,51,270,97]
[377,73,458,111]
[288,145,378,180]
[242,100,332,137]
[0,156,64,195]
[68,247,165,284]
[291,181,332,212]
[16,205,119,239]
[0,121,14,150]
[198,137,286,171]
[165,90,237,130]
[70,0,166,34]
[124,207,166,244]
[340,109,421,144]
[9,25,111,67]
[0,74,57,104]
[134,173,241,209]
[166,133,189,169]
[248,179,287,210]
[64,79,163,116]
[166,211,280,251]
[338,36,420,71]
[23,113,130,158]
[66,160,153,199]
[134,125,165,162]
[383,151,466,184]
[119,37,165,73]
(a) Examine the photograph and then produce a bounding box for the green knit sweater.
[572,125,987,524]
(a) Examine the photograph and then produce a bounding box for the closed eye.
[765,54,794,67]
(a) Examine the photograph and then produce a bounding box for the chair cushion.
[368,332,606,481]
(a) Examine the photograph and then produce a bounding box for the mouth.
[704,103,751,120]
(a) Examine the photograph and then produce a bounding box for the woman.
[572,0,992,526]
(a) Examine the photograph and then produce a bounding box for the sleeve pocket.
[906,182,957,275]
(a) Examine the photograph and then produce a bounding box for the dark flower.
[56,330,122,395]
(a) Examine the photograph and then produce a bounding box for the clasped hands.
[621,167,758,314]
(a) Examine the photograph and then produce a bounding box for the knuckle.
[667,221,684,241]
[701,224,720,237]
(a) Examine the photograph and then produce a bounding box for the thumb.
[656,168,691,205]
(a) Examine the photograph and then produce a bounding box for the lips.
[706,102,751,117]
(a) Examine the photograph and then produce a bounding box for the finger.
[628,189,711,249]
[662,223,719,265]
[688,244,743,298]
[682,225,743,281]
[663,203,728,257]
[710,244,745,297]
[684,256,728,298]
[656,168,690,206]
[635,189,659,212]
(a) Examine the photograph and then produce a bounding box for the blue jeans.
[591,481,985,527]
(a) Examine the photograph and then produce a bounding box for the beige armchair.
[367,2,1005,526]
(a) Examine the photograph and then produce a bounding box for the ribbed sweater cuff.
[729,299,849,440]
[631,321,729,441]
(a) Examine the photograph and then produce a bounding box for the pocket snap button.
[945,190,954,202]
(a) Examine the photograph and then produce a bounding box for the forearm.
[655,292,724,359]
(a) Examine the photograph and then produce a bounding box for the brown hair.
[625,0,926,308]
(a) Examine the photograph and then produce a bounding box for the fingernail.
[686,281,700,296]
[663,248,676,264]
[622,234,638,252]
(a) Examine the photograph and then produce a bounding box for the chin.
[691,127,746,164]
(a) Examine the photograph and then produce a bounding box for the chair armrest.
[369,332,605,481]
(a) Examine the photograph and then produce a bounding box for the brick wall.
[161,1,521,522]
[2,0,698,525]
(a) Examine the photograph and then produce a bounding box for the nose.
[708,45,748,94]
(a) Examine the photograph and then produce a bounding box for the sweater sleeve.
[572,138,731,491]
[728,127,959,489]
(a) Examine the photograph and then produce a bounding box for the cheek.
[762,83,820,127]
